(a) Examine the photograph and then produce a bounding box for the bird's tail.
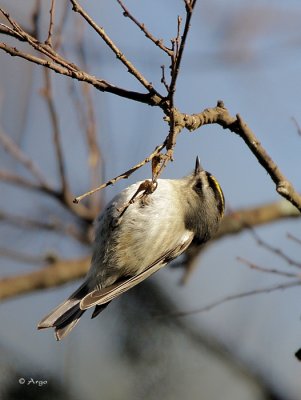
[37,281,108,340]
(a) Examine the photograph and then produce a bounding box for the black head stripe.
[206,172,225,216]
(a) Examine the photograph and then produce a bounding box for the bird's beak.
[194,156,203,175]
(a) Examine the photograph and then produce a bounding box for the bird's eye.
[194,179,203,192]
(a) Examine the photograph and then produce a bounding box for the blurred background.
[0,0,301,399]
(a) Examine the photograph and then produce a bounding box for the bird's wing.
[80,231,194,310]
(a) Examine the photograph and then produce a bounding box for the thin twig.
[291,117,301,137]
[0,7,165,106]
[237,257,300,278]
[0,8,79,72]
[53,0,69,50]
[75,29,103,212]
[0,169,54,194]
[70,0,161,96]
[169,0,197,97]
[31,0,41,38]
[248,229,301,269]
[0,247,51,265]
[42,68,69,197]
[287,233,301,246]
[45,0,56,46]
[73,144,165,203]
[117,0,173,56]
[0,24,25,40]
[165,280,301,318]
[0,209,89,244]
[160,65,169,91]
[0,129,52,188]
[0,168,95,222]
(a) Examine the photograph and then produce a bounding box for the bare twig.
[237,257,300,278]
[287,233,301,246]
[69,0,161,96]
[45,0,56,46]
[0,168,95,222]
[0,41,163,106]
[0,24,25,40]
[248,230,301,269]
[179,100,301,212]
[165,280,301,317]
[0,247,51,265]
[0,8,76,72]
[169,0,197,97]
[53,0,69,50]
[291,117,301,137]
[117,0,173,56]
[73,144,165,203]
[41,69,69,197]
[0,129,52,188]
[0,169,54,194]
[160,65,169,91]
[74,30,103,212]
[0,8,164,105]
[0,209,89,244]
[31,0,41,38]
[179,200,300,284]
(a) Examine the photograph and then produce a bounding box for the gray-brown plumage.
[38,157,224,340]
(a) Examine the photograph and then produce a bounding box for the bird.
[37,156,225,340]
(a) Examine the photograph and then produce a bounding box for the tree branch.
[166,280,301,318]
[0,129,52,188]
[45,0,56,46]
[0,42,163,106]
[74,143,165,203]
[69,0,162,96]
[0,209,89,244]
[178,101,301,212]
[117,0,173,56]
[1,199,299,301]
[0,257,90,300]
[42,69,70,197]
[169,0,197,97]
[179,200,300,284]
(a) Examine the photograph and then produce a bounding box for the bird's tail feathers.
[37,281,90,340]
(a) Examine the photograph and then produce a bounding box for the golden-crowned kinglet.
[38,157,224,340]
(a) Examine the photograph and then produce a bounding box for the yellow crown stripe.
[208,174,225,216]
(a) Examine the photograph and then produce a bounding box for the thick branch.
[178,101,301,212]
[0,257,90,300]
[217,200,300,239]
[1,200,299,301]
[179,200,300,284]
